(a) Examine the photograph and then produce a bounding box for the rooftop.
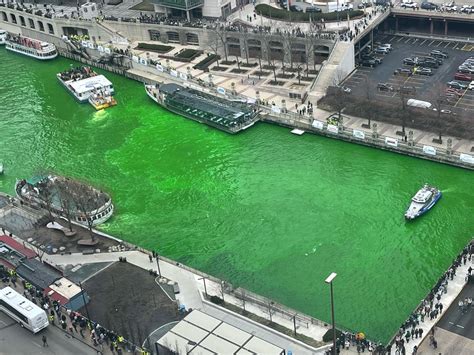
[68,75,113,94]
[157,310,285,355]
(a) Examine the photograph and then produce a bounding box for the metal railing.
[151,0,204,10]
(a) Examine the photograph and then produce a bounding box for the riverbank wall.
[57,45,474,172]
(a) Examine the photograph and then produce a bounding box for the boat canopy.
[26,175,48,185]
[68,75,112,94]
[412,189,432,203]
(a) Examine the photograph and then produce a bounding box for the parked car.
[458,66,474,74]
[454,73,473,82]
[401,2,419,9]
[403,58,417,66]
[306,6,322,13]
[378,44,392,51]
[289,4,304,12]
[362,55,382,64]
[394,68,413,76]
[469,81,474,90]
[377,83,394,91]
[418,60,438,69]
[445,88,463,97]
[414,67,433,76]
[430,50,448,59]
[361,59,377,67]
[374,47,390,54]
[421,2,438,10]
[447,81,467,90]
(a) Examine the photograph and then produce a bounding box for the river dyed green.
[0,49,472,342]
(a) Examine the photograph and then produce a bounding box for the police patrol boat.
[405,184,442,220]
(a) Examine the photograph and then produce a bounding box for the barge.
[57,66,114,103]
[15,175,113,226]
[145,83,259,134]
[5,34,57,60]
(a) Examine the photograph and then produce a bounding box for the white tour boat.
[405,184,442,220]
[57,66,114,103]
[6,34,57,60]
[15,175,114,226]
[0,30,6,45]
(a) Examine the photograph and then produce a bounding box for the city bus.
[0,286,49,333]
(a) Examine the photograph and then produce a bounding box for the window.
[0,11,7,22]
[149,30,160,41]
[186,33,198,45]
[38,21,45,32]
[166,31,180,43]
[0,300,28,323]
[28,18,35,28]
[47,23,54,35]
[19,16,26,26]
[10,14,17,24]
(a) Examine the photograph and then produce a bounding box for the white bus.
[0,287,49,333]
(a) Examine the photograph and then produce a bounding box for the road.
[0,312,96,355]
[437,280,474,340]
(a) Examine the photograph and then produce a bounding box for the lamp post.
[198,276,208,297]
[325,272,337,355]
[155,252,161,278]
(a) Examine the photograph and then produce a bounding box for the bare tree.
[428,83,449,144]
[394,74,413,136]
[209,25,229,63]
[206,32,223,68]
[237,288,247,313]
[362,75,377,128]
[219,280,225,303]
[258,33,278,82]
[264,300,276,324]
[240,29,251,65]
[56,180,74,232]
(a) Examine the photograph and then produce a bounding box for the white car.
[378,43,392,51]
[401,2,419,9]
[469,81,474,90]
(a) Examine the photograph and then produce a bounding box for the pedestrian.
[414,329,419,339]
[412,345,418,354]
[42,335,48,347]
[433,339,437,349]
[410,328,414,339]
[148,254,152,263]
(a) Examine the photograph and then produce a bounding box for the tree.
[56,180,74,232]
[394,74,413,136]
[362,75,377,128]
[35,175,55,222]
[428,83,448,144]
[71,181,99,241]
[209,25,229,63]
[264,300,276,324]
[240,28,251,65]
[258,32,278,83]
[206,31,222,68]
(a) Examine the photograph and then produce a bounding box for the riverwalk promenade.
[1,194,473,355]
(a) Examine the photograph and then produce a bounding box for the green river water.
[0,48,473,342]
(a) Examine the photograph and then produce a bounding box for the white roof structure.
[68,75,112,94]
[47,277,81,299]
[157,310,285,355]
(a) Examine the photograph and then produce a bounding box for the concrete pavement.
[0,312,94,355]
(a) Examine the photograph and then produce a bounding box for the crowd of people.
[58,66,96,82]
[0,267,150,355]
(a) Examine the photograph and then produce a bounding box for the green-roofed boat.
[15,175,113,226]
[145,83,259,134]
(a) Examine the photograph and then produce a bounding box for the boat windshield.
[412,190,432,203]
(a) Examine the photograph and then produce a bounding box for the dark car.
[403,58,416,66]
[418,60,439,69]
[377,83,394,91]
[415,67,433,76]
[289,4,304,12]
[421,2,438,10]
[306,6,322,13]
[447,81,467,90]
[398,86,416,94]
[430,50,448,59]
[361,59,377,67]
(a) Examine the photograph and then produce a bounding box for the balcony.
[152,0,204,10]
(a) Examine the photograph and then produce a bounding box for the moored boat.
[57,66,114,103]
[88,86,117,110]
[0,29,6,45]
[145,83,259,134]
[5,34,57,60]
[15,175,113,226]
[405,184,442,220]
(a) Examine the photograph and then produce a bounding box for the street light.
[325,272,337,355]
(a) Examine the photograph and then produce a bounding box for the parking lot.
[345,34,474,115]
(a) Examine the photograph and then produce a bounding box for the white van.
[407,99,432,109]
